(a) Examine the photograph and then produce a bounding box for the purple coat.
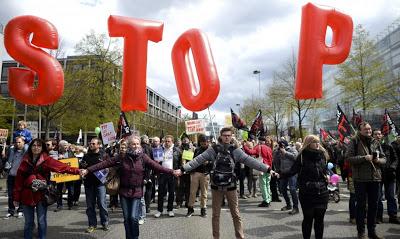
[88,152,173,198]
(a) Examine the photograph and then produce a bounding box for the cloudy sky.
[1,0,399,125]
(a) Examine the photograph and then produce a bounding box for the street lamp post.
[176,106,181,139]
[253,70,261,98]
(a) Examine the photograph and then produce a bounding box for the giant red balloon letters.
[4,3,353,111]
[4,15,64,105]
[295,3,353,99]
[172,29,220,111]
[108,15,164,112]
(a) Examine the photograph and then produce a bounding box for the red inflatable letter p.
[295,3,353,99]
[4,15,64,105]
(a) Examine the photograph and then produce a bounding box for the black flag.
[116,112,131,140]
[337,104,351,143]
[249,110,265,137]
[231,108,248,130]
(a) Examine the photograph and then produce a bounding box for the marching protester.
[176,135,192,208]
[13,138,81,239]
[4,136,28,219]
[186,134,210,218]
[280,135,330,239]
[346,122,386,239]
[243,141,258,198]
[80,137,109,233]
[243,136,273,207]
[178,127,275,239]
[154,135,182,218]
[372,129,400,224]
[390,136,400,206]
[273,139,299,215]
[81,135,180,239]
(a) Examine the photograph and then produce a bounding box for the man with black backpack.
[178,127,274,239]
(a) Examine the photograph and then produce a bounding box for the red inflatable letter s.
[4,15,64,105]
[108,15,163,112]
[295,3,353,99]
[172,29,220,112]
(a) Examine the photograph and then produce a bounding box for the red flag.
[351,108,362,129]
[381,109,399,138]
[231,108,248,131]
[319,128,329,141]
[337,104,351,143]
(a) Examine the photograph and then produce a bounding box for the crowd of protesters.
[0,120,399,239]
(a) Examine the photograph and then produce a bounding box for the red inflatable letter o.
[295,3,353,99]
[172,29,220,112]
[108,15,163,112]
[4,15,64,105]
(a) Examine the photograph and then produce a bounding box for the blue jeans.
[354,181,379,235]
[279,175,299,208]
[84,184,108,227]
[139,196,146,220]
[378,181,398,218]
[23,201,47,239]
[120,196,141,239]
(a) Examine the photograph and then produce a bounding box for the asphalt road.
[0,179,399,239]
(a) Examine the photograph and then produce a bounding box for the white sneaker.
[154,211,161,218]
[138,219,145,225]
[4,213,13,219]
[17,212,23,218]
[168,211,174,217]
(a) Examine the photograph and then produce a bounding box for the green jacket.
[345,134,386,182]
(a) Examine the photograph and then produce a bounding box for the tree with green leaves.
[62,31,123,135]
[274,53,319,139]
[335,24,387,116]
[263,84,287,140]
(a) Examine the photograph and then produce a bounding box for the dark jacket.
[273,146,298,177]
[381,142,398,182]
[284,148,329,208]
[345,134,386,182]
[81,150,107,186]
[88,151,173,198]
[160,146,182,170]
[192,146,210,173]
[391,140,400,181]
[13,153,80,206]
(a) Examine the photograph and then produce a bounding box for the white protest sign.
[100,122,116,145]
[26,121,38,139]
[185,119,206,135]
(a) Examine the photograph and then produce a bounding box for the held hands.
[80,169,88,177]
[173,169,183,177]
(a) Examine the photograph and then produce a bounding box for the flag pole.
[207,107,217,140]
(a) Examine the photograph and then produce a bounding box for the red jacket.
[243,144,273,167]
[13,153,80,206]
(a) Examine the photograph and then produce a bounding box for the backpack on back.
[211,145,236,187]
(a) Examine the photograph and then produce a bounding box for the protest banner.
[0,129,8,140]
[182,150,194,161]
[50,158,80,183]
[185,119,206,135]
[152,147,164,162]
[100,122,116,145]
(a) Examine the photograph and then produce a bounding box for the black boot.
[186,207,194,218]
[201,208,207,217]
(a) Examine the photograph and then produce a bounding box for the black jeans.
[354,181,379,235]
[144,181,152,210]
[157,174,175,212]
[56,182,74,208]
[270,176,280,200]
[176,174,190,206]
[7,175,23,214]
[301,207,326,239]
[72,179,82,202]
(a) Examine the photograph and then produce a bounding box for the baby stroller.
[328,174,340,203]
